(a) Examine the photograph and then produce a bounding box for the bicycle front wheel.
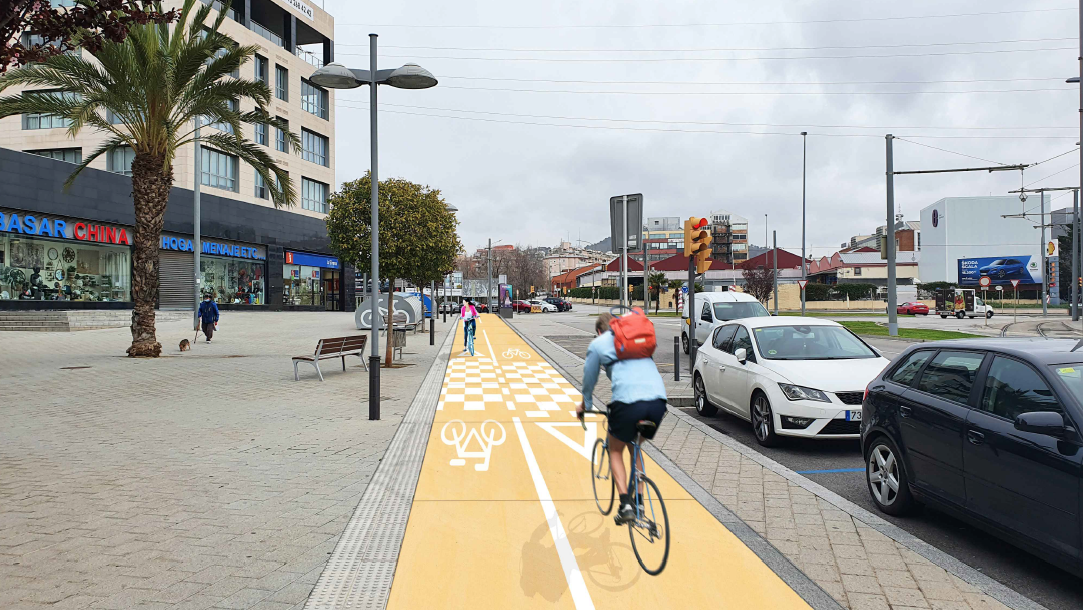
[591,438,614,515]
[629,475,670,576]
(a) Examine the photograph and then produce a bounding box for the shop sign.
[0,210,130,245]
[160,235,265,260]
[285,250,339,269]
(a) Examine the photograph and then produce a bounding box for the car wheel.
[751,392,780,447]
[968,316,975,319]
[681,333,689,355]
[921,312,928,316]
[986,310,994,319]
[940,314,948,319]
[956,311,965,319]
[694,374,717,417]
[865,435,916,515]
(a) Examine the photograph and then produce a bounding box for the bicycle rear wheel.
[591,438,614,515]
[629,475,670,575]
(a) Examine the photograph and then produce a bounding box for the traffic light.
[683,217,712,274]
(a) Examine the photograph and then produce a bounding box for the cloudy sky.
[320,0,1079,259]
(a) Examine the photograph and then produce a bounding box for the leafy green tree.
[0,0,296,356]
[326,173,462,365]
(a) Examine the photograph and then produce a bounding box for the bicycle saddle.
[636,420,659,440]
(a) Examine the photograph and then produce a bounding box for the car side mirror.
[735,348,747,364]
[1014,411,1073,437]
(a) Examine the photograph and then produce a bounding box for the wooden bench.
[292,335,368,381]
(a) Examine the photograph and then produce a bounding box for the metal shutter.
[159,251,194,310]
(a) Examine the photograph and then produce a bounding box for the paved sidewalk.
[0,312,453,610]
[509,314,1045,610]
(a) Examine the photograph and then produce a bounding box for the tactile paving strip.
[303,326,457,610]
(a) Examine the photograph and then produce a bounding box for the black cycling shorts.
[607,398,667,443]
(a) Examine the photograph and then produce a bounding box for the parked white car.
[682,291,771,354]
[692,317,891,446]
[528,299,557,312]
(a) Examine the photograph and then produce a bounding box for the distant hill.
[585,236,611,253]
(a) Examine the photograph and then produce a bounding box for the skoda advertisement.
[958,256,1040,285]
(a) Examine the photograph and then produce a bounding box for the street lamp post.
[801,131,808,316]
[309,36,437,421]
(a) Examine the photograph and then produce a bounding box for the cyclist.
[576,312,667,525]
[460,299,478,354]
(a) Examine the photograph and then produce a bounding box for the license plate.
[846,410,862,422]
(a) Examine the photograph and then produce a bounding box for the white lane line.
[483,329,499,369]
[512,417,595,610]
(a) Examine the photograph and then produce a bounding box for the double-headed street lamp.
[310,34,437,421]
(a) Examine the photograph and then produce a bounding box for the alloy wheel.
[752,396,772,441]
[868,444,901,506]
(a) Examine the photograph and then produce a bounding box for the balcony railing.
[295,46,323,68]
[250,20,282,47]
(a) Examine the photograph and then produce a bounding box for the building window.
[854,267,862,276]
[275,117,288,152]
[0,232,130,302]
[301,79,328,119]
[207,99,237,133]
[301,129,328,166]
[301,178,328,213]
[201,257,265,305]
[254,171,268,199]
[29,148,81,164]
[254,54,268,86]
[254,121,267,146]
[275,65,288,101]
[200,148,238,192]
[250,20,282,47]
[109,147,135,176]
[21,90,75,129]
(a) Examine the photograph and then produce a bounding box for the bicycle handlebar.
[577,406,610,430]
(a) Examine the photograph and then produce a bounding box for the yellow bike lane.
[387,314,811,609]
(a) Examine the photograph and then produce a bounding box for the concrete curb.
[304,324,457,610]
[509,320,844,610]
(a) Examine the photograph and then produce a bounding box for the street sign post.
[1011,278,1021,323]
[610,194,643,308]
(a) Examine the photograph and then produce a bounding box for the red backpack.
[609,307,656,360]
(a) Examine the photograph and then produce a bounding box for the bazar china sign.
[0,211,130,245]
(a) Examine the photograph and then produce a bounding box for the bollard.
[673,336,680,381]
[430,315,435,345]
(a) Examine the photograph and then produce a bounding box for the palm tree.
[647,271,667,313]
[0,0,297,356]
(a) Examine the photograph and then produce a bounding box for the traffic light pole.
[773,230,778,315]
[688,255,696,373]
[1074,189,1080,322]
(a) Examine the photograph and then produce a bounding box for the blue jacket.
[581,331,667,410]
[198,300,219,324]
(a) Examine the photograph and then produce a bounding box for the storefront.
[0,208,132,305]
[283,250,342,310]
[159,234,267,310]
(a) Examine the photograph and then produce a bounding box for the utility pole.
[886,134,898,337]
[801,131,808,317]
[772,230,778,315]
[688,255,696,372]
[192,120,201,331]
[487,238,492,312]
[1041,190,1048,316]
[1075,189,1081,321]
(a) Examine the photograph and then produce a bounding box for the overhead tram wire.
[417,85,1075,96]
[337,7,1076,29]
[359,36,1078,53]
[336,45,1076,63]
[894,137,1009,165]
[335,99,1078,132]
[435,75,1071,87]
[333,102,1078,140]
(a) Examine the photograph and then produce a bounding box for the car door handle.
[718,365,726,372]
[899,406,912,418]
[967,430,985,445]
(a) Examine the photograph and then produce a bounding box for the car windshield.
[1050,364,1083,405]
[752,325,879,360]
[990,259,1006,265]
[713,301,771,321]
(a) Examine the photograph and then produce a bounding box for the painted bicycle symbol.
[502,348,530,359]
[440,419,506,471]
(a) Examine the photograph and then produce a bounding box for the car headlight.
[778,383,831,402]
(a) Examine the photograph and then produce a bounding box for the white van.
[682,291,771,354]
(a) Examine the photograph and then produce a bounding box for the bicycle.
[580,408,670,575]
[465,322,476,356]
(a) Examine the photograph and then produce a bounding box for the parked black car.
[544,297,570,312]
[861,339,1083,575]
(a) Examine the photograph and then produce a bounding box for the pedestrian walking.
[197,294,220,342]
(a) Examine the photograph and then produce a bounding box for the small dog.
[179,339,191,352]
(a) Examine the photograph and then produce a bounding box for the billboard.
[957,256,1040,286]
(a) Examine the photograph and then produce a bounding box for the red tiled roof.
[605,255,644,272]
[739,249,808,270]
[651,254,735,271]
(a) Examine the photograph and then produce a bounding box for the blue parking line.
[795,468,864,474]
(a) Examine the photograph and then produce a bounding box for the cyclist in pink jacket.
[460,300,478,353]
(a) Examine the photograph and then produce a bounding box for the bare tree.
[742,265,775,305]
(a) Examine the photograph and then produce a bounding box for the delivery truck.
[935,288,995,319]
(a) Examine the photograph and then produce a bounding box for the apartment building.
[0,0,350,311]
[642,216,685,263]
[709,210,749,264]
[543,241,611,278]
